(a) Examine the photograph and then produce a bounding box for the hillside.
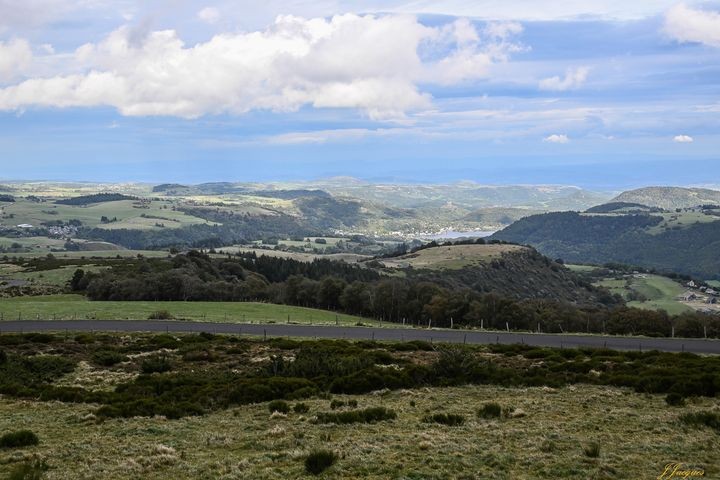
[380,243,615,305]
[492,211,720,279]
[612,187,720,209]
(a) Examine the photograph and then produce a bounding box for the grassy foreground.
[0,294,382,326]
[0,385,717,479]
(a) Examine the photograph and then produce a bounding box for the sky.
[0,1,719,189]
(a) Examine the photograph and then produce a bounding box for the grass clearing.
[595,274,691,315]
[0,294,387,326]
[0,384,716,479]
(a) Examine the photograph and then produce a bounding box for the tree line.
[70,251,720,338]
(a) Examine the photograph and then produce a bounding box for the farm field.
[381,244,525,270]
[0,294,385,326]
[0,384,715,479]
[216,246,370,264]
[594,274,691,315]
[1,198,212,231]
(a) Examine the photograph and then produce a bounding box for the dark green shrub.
[330,399,345,410]
[92,350,128,367]
[665,393,685,407]
[0,430,39,449]
[268,400,291,414]
[140,355,172,374]
[582,442,601,458]
[293,402,310,413]
[422,413,465,426]
[147,334,180,349]
[680,411,720,432]
[74,333,95,344]
[181,349,217,362]
[304,449,337,475]
[315,407,396,424]
[348,399,358,408]
[0,349,7,364]
[7,458,48,480]
[478,403,502,419]
[148,310,174,320]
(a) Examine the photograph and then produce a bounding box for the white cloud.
[0,39,33,82]
[197,7,221,24]
[539,66,589,91]
[0,14,522,120]
[664,4,720,48]
[673,134,693,143]
[543,134,569,143]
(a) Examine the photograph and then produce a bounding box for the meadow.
[594,274,691,315]
[0,294,383,326]
[0,330,717,480]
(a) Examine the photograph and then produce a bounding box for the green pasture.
[595,274,691,315]
[0,294,386,326]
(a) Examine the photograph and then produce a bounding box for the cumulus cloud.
[673,134,693,143]
[543,134,569,143]
[197,7,221,24]
[0,38,33,82]
[665,4,720,47]
[0,14,523,120]
[539,66,589,91]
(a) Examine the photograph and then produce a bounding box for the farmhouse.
[681,291,697,301]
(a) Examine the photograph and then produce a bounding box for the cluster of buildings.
[682,280,718,304]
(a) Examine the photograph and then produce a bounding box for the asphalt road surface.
[1,320,718,354]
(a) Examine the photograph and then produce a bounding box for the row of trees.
[72,251,720,338]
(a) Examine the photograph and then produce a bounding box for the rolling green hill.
[491,211,720,279]
[611,186,720,209]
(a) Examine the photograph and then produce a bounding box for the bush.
[0,430,39,449]
[478,403,502,419]
[680,411,720,433]
[315,407,396,425]
[7,459,48,480]
[92,350,128,367]
[293,402,310,413]
[304,449,337,476]
[422,413,465,426]
[74,333,95,344]
[268,400,290,414]
[140,355,172,374]
[330,399,345,410]
[665,393,686,407]
[148,310,174,320]
[582,442,601,458]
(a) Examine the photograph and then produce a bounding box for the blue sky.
[0,1,719,189]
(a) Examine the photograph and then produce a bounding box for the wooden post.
[505,322,509,332]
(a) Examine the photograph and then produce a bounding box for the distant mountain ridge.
[612,187,720,210]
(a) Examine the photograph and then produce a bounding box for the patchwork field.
[1,198,212,231]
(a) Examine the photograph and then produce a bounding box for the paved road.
[1,320,718,354]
